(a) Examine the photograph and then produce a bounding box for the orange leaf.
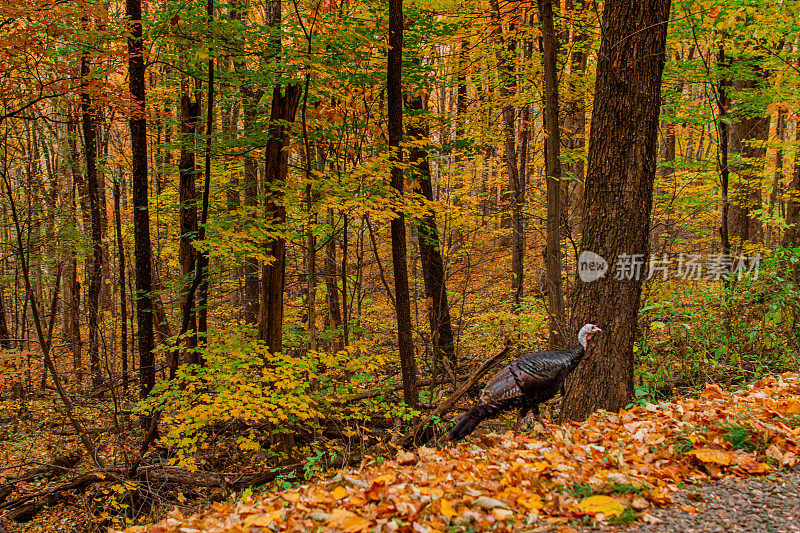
[440,498,457,519]
[684,448,736,466]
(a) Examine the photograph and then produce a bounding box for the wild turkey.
[448,323,602,440]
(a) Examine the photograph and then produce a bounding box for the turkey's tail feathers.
[447,402,501,441]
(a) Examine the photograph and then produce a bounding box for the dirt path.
[615,472,800,532]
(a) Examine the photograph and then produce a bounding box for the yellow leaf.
[577,495,625,518]
[243,511,281,528]
[327,509,370,533]
[518,495,544,512]
[684,448,736,466]
[776,399,800,416]
[372,473,396,485]
[440,498,457,519]
[331,485,348,500]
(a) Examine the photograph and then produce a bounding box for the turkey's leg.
[514,406,530,436]
[531,404,551,434]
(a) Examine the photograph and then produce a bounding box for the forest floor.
[105,372,800,533]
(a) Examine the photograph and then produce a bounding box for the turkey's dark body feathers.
[448,345,584,440]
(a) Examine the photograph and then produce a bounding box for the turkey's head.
[577,323,602,348]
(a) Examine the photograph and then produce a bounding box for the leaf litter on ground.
[120,373,800,532]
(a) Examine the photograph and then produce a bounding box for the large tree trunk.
[81,42,104,390]
[562,0,671,422]
[407,93,456,373]
[257,85,301,354]
[388,0,418,406]
[490,0,524,309]
[539,0,566,348]
[126,0,156,411]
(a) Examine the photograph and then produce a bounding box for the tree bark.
[236,0,262,325]
[178,59,201,352]
[562,0,671,422]
[126,0,156,411]
[563,0,590,237]
[80,40,104,390]
[728,58,770,246]
[768,108,786,246]
[257,85,301,354]
[0,286,10,349]
[784,123,800,250]
[113,178,129,392]
[197,0,215,346]
[539,0,566,348]
[489,0,524,309]
[388,0,418,406]
[717,44,731,258]
[407,93,456,372]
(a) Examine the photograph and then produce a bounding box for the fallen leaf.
[440,498,457,519]
[701,383,727,400]
[766,445,784,462]
[396,450,416,465]
[492,508,514,520]
[630,496,649,510]
[642,512,663,524]
[327,509,370,533]
[684,448,736,466]
[243,511,280,528]
[577,495,624,518]
[331,485,348,500]
[472,496,509,510]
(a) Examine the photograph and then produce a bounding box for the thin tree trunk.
[178,63,200,354]
[563,0,590,239]
[197,0,214,347]
[81,40,104,390]
[562,0,671,422]
[407,93,456,372]
[717,44,731,258]
[126,0,156,415]
[728,59,770,246]
[768,108,786,246]
[113,178,129,392]
[324,210,342,341]
[783,120,800,250]
[388,0,418,406]
[229,0,262,325]
[257,85,301,354]
[0,286,10,349]
[490,0,524,309]
[539,0,566,348]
